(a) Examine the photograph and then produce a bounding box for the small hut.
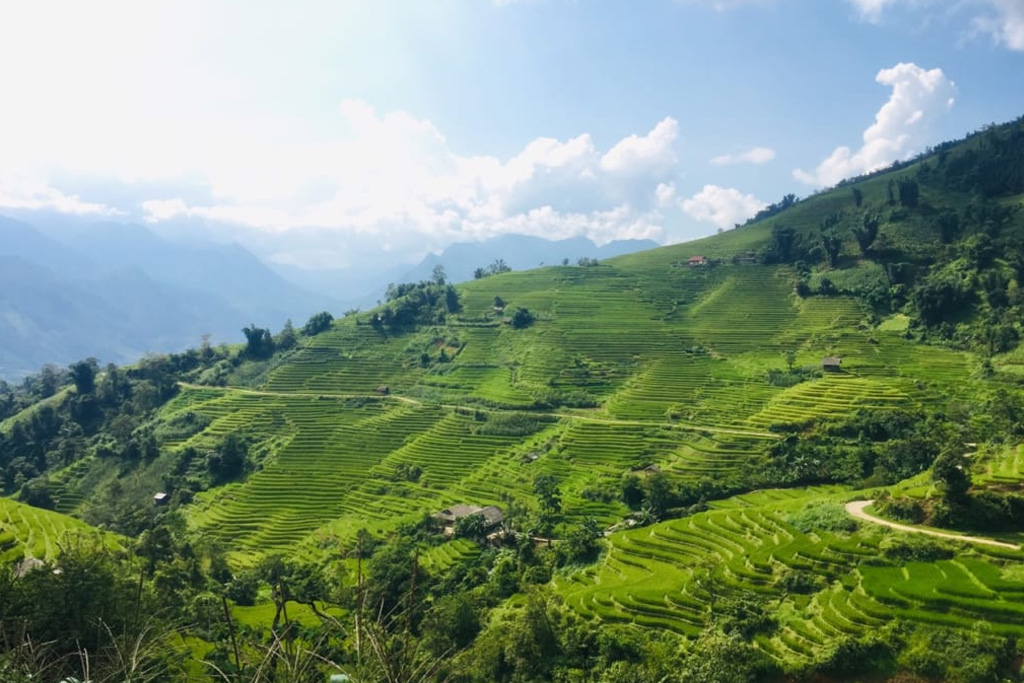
[153,492,169,506]
[822,357,842,372]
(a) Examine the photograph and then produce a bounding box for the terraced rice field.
[0,497,115,564]
[165,259,987,557]
[558,491,1024,663]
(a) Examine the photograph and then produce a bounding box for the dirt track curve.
[845,500,1020,550]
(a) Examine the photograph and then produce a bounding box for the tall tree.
[852,213,880,256]
[821,232,843,268]
[70,358,99,394]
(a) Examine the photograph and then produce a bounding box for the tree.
[932,446,971,504]
[208,434,247,485]
[70,358,98,395]
[276,319,297,350]
[473,267,487,280]
[488,259,511,276]
[534,474,562,514]
[431,264,447,285]
[241,324,274,358]
[454,513,488,540]
[511,307,535,329]
[642,472,675,519]
[766,225,800,263]
[937,210,960,244]
[852,213,880,256]
[852,187,864,207]
[898,177,920,207]
[302,311,334,336]
[37,364,62,398]
[821,232,843,268]
[493,296,505,310]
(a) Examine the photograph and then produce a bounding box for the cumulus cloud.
[599,118,679,174]
[680,184,766,229]
[710,146,776,166]
[794,62,955,187]
[138,104,681,249]
[0,171,118,216]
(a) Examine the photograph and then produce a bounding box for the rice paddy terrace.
[161,243,983,561]
[0,497,116,565]
[558,488,1024,664]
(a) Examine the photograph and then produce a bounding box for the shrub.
[787,503,858,533]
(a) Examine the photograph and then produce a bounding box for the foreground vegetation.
[2,115,1024,681]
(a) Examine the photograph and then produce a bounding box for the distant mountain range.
[0,217,336,379]
[0,217,658,379]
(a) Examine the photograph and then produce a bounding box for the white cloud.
[600,118,679,174]
[794,62,955,187]
[135,105,682,251]
[710,146,776,166]
[680,184,766,229]
[972,0,1024,50]
[656,182,678,208]
[846,0,904,22]
[0,171,118,216]
[848,0,1024,50]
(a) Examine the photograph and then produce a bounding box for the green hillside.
[2,115,1024,681]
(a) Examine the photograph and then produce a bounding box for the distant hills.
[0,218,659,379]
[0,217,337,379]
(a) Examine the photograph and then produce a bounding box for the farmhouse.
[822,356,842,372]
[686,255,707,266]
[433,503,504,534]
[153,492,169,506]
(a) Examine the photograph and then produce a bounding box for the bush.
[302,311,334,336]
[880,536,954,563]
[787,503,858,533]
[878,496,926,524]
[510,307,535,329]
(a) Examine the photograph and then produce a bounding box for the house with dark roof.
[822,356,842,372]
[433,503,504,534]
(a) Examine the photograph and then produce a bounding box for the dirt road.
[845,500,1020,550]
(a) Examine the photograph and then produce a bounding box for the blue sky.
[1,0,1022,266]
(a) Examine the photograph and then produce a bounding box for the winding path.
[845,500,1020,550]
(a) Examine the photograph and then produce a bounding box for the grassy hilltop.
[3,115,1024,680]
